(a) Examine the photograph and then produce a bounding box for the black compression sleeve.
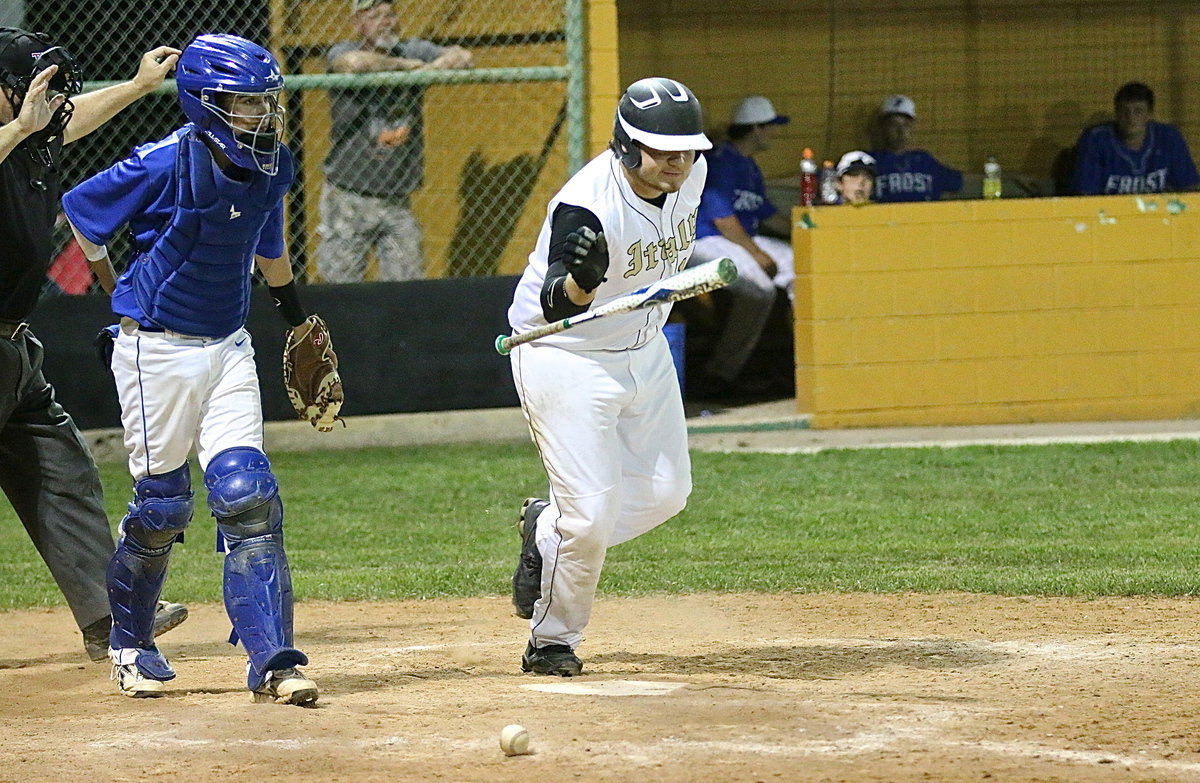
[269,282,309,327]
[540,203,604,321]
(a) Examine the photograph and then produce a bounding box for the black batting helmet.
[610,77,711,169]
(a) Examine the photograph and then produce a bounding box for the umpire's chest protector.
[134,131,294,338]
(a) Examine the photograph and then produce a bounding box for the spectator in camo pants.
[318,0,471,282]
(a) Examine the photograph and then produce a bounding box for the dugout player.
[1072,81,1200,196]
[0,28,189,663]
[835,150,876,205]
[505,77,710,676]
[63,34,321,705]
[689,95,793,399]
[869,94,963,202]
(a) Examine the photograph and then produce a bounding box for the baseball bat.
[495,257,737,355]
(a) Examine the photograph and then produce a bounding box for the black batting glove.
[563,226,608,293]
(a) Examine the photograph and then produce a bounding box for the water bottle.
[982,155,1002,200]
[800,148,818,207]
[820,159,838,204]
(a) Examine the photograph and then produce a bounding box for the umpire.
[0,28,185,661]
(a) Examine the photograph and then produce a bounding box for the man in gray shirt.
[318,0,472,282]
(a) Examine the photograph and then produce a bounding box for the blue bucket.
[663,322,686,394]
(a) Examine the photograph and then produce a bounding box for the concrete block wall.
[793,194,1200,427]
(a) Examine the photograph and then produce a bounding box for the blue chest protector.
[132,130,293,338]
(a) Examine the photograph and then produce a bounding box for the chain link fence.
[22,0,582,294]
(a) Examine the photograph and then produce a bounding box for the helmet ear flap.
[611,119,641,169]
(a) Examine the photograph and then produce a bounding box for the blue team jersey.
[63,125,290,337]
[63,127,285,259]
[869,149,963,202]
[1072,121,1200,195]
[696,142,777,239]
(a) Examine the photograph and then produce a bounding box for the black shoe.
[82,600,191,663]
[521,641,583,677]
[512,498,549,619]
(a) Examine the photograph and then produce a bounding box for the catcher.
[63,34,341,704]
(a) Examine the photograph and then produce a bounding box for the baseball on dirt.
[499,724,531,756]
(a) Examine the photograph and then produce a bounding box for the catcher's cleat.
[83,600,191,663]
[110,646,175,698]
[251,667,319,706]
[512,498,549,619]
[521,642,583,677]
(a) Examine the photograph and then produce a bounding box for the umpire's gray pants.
[0,330,113,630]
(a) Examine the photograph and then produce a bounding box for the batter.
[505,77,710,676]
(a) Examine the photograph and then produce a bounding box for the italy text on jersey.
[622,213,697,279]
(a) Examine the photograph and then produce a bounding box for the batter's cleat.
[251,667,319,706]
[83,600,192,663]
[512,498,549,619]
[521,641,583,677]
[110,647,175,698]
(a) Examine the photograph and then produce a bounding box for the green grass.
[3,439,1200,609]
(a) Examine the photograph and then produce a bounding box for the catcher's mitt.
[283,314,345,432]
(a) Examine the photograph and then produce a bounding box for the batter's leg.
[610,334,692,546]
[511,343,626,655]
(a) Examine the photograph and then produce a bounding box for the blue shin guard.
[109,464,194,651]
[206,447,306,690]
[222,531,307,690]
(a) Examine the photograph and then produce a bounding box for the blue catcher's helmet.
[176,34,285,175]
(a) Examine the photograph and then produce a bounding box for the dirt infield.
[3,593,1200,782]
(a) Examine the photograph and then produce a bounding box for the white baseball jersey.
[507,149,708,350]
[507,148,706,651]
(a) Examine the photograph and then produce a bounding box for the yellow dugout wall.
[794,195,1200,427]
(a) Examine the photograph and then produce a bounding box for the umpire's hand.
[132,46,182,94]
[14,66,65,137]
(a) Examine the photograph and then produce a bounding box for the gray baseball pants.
[0,328,113,630]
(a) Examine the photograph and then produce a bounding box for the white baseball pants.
[511,335,692,651]
[111,322,264,479]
